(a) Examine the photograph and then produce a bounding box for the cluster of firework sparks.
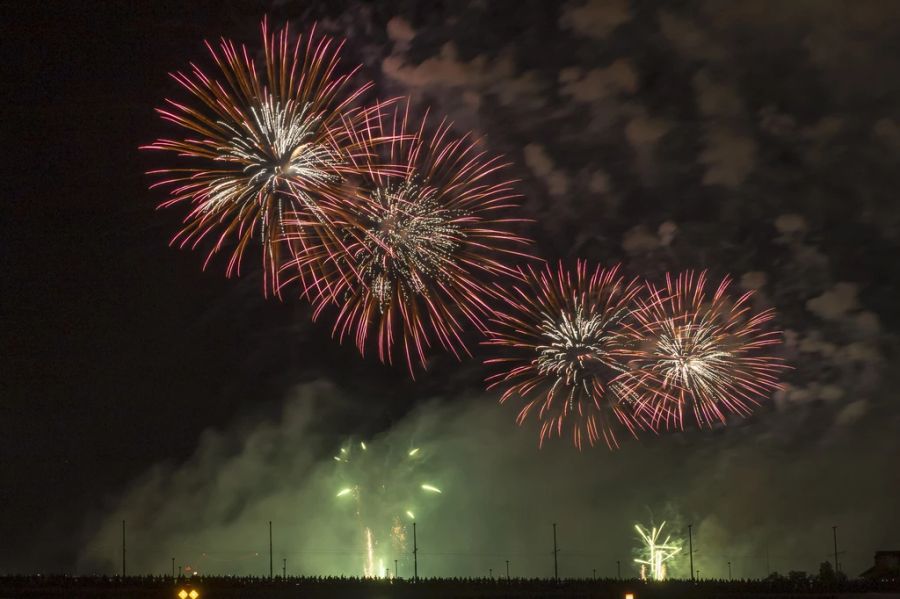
[147,20,787,452]
[334,440,441,578]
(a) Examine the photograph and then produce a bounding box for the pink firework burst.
[144,19,385,295]
[483,261,643,450]
[283,103,534,373]
[627,271,787,430]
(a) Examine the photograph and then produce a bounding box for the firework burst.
[144,19,385,294]
[634,521,682,581]
[285,104,533,372]
[628,271,785,429]
[334,440,441,577]
[483,262,642,449]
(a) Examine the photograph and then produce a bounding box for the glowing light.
[408,448,420,457]
[178,591,188,599]
[634,522,681,581]
[364,527,377,578]
[360,441,367,450]
[335,439,442,577]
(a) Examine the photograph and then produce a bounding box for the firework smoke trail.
[284,102,534,373]
[634,522,681,581]
[334,440,442,577]
[144,19,390,295]
[628,271,786,430]
[483,261,644,450]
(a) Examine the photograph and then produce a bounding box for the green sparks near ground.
[634,521,682,581]
[334,439,443,578]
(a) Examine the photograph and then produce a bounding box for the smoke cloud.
[80,376,899,579]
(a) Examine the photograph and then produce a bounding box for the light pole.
[413,522,418,582]
[688,524,694,582]
[552,523,559,582]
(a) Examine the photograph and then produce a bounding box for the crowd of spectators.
[0,571,897,598]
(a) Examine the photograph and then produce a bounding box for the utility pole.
[171,557,175,580]
[413,522,418,582]
[728,561,732,580]
[489,568,493,579]
[617,560,621,579]
[178,566,182,578]
[688,524,694,582]
[552,523,559,582]
[395,559,398,579]
[832,526,839,574]
[592,568,596,581]
[121,520,126,578]
[506,560,510,581]
[283,558,286,579]
[765,543,770,577]
[268,521,273,579]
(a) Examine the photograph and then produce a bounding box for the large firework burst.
[628,271,785,429]
[483,262,642,449]
[144,19,385,294]
[285,104,533,372]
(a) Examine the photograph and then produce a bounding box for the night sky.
[3,0,899,579]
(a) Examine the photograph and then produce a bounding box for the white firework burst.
[359,180,463,309]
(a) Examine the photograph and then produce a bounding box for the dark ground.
[0,576,899,599]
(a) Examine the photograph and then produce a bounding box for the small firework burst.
[287,104,533,372]
[483,261,642,449]
[628,271,786,429]
[144,19,383,294]
[634,522,682,581]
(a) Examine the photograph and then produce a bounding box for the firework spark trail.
[334,440,442,577]
[483,261,643,450]
[283,102,535,373]
[144,19,390,295]
[628,271,786,430]
[634,522,681,581]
